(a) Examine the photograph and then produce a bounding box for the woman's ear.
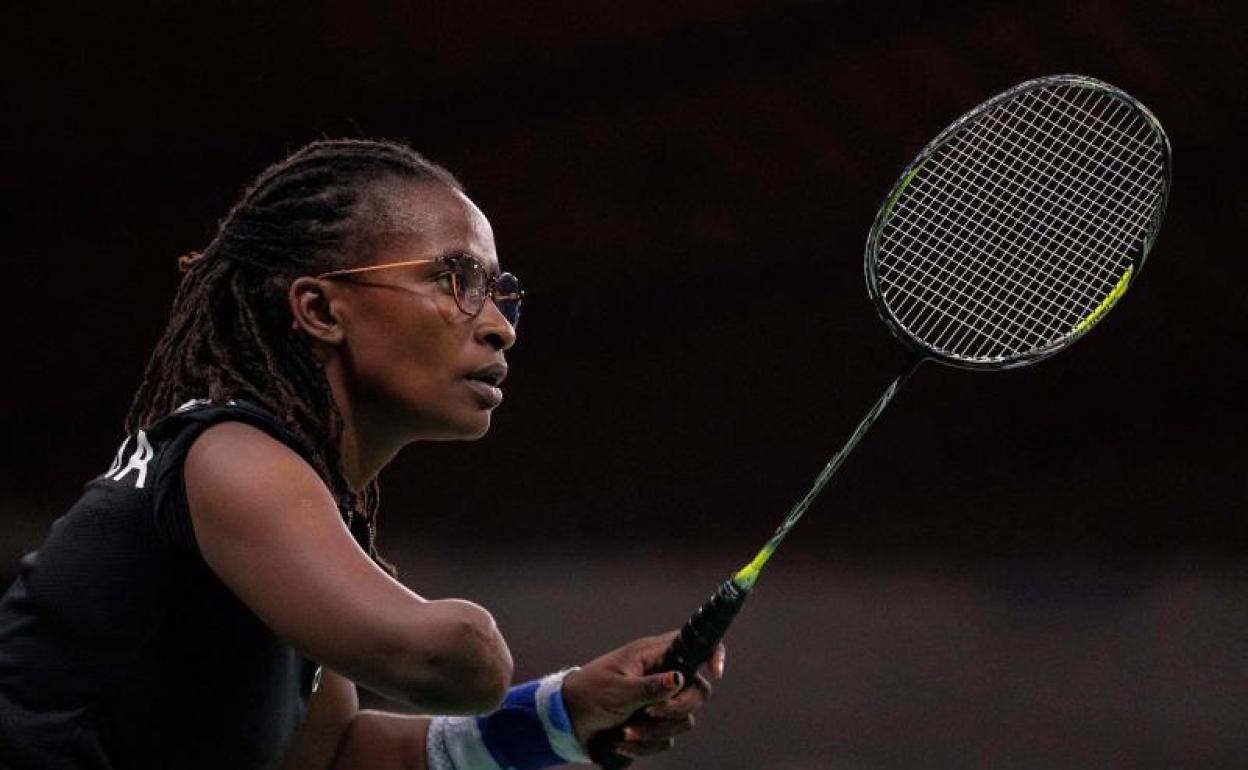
[289,277,345,346]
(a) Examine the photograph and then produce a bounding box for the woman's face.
[319,180,517,442]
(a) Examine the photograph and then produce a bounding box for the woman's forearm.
[330,710,432,770]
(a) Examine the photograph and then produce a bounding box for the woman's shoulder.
[182,416,328,520]
[97,400,309,487]
[86,399,328,554]
[151,399,309,455]
[147,399,319,495]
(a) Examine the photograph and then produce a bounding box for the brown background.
[3,2,1245,767]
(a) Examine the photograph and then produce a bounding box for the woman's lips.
[464,377,503,407]
[463,362,507,408]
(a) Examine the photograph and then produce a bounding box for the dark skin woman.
[0,139,723,769]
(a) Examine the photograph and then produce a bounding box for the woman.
[0,139,723,769]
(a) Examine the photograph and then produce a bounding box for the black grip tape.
[588,578,748,770]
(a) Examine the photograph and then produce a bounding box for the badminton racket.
[589,73,1171,768]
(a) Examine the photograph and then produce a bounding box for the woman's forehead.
[358,179,498,268]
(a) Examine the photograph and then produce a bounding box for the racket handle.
[655,578,747,680]
[588,578,749,770]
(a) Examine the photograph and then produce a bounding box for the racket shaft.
[744,352,925,585]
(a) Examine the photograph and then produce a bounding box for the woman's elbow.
[401,600,513,714]
[438,607,513,712]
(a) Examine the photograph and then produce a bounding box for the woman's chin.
[417,413,492,442]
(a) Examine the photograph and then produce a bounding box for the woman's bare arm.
[330,710,432,770]
[279,669,360,770]
[278,668,429,770]
[185,421,513,712]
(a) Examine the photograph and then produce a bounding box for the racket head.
[865,74,1171,370]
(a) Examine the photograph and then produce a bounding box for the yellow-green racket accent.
[1073,267,1133,336]
[732,544,777,590]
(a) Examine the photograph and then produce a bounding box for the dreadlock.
[125,138,463,575]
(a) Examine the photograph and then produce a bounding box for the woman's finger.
[621,714,694,742]
[615,737,678,758]
[645,672,712,717]
[709,643,727,679]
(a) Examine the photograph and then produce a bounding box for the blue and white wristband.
[427,668,591,770]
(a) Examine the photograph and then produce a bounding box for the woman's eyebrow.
[443,249,503,277]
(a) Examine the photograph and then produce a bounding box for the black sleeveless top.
[0,401,362,769]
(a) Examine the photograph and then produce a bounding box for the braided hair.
[125,138,462,572]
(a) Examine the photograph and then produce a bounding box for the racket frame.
[864,74,1172,372]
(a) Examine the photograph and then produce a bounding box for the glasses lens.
[495,273,523,328]
[450,255,488,315]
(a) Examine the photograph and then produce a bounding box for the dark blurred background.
[3,1,1245,767]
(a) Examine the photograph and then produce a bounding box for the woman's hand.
[561,632,726,760]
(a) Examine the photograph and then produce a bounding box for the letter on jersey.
[107,430,154,489]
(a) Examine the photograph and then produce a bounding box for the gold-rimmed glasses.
[317,253,523,327]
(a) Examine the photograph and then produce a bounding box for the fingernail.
[644,705,664,718]
[623,726,640,742]
[666,671,684,690]
[714,657,725,679]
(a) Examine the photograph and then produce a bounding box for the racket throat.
[732,544,776,590]
[734,353,926,592]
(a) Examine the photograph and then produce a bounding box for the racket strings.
[981,93,1155,259]
[969,87,1162,285]
[892,114,1142,351]
[989,91,1162,250]
[888,91,1157,355]
[876,83,1166,362]
[887,141,1115,346]
[883,87,1161,358]
[956,92,1161,337]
